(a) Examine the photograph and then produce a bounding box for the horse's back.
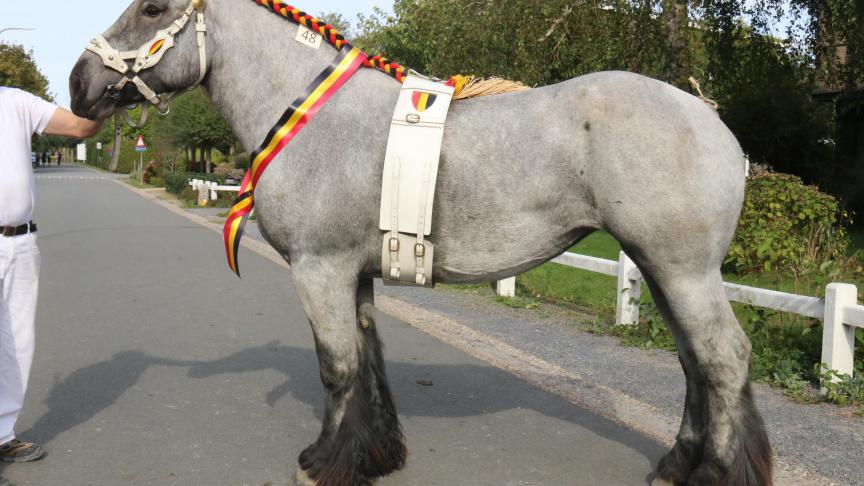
[432,71,745,280]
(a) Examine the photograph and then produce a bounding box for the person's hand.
[44,108,105,138]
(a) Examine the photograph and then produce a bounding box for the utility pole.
[109,114,122,172]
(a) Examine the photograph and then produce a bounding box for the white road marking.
[35,175,111,180]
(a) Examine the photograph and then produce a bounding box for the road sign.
[135,135,147,152]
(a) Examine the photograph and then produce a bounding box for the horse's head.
[70,0,209,120]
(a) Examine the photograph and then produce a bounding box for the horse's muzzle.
[69,53,123,120]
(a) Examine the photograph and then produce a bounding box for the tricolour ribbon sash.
[223,46,367,276]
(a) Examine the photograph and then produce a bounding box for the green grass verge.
[518,232,624,317]
[123,177,147,189]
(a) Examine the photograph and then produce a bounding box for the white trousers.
[0,233,40,445]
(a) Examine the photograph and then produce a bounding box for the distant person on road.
[0,86,103,464]
[56,150,62,166]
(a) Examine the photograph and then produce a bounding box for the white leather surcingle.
[380,75,456,286]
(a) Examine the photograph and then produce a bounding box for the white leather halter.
[85,0,208,126]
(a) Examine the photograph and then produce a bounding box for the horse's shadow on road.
[17,342,665,482]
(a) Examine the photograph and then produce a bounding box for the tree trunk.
[663,0,691,90]
[205,146,213,174]
[109,114,122,172]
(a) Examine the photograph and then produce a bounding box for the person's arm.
[43,108,104,139]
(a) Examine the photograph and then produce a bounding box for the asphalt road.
[0,166,665,486]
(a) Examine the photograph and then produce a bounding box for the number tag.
[295,25,323,50]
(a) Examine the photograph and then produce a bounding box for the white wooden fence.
[188,179,864,383]
[497,251,864,382]
[189,179,241,205]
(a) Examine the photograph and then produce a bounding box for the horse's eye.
[143,5,162,17]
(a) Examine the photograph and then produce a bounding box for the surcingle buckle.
[388,237,401,279]
[382,234,434,287]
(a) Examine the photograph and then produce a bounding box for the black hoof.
[656,442,695,485]
[686,463,724,486]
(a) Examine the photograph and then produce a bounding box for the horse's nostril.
[70,73,82,94]
[69,58,92,116]
[70,61,85,92]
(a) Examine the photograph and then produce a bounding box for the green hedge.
[726,173,849,275]
[164,172,226,195]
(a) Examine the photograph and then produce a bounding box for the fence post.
[821,283,858,384]
[496,277,516,298]
[208,181,219,201]
[616,251,641,326]
[191,180,209,207]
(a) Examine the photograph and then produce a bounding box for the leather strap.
[389,157,402,279]
[414,159,432,285]
[1,222,37,238]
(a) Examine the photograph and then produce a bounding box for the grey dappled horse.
[69,1,772,485]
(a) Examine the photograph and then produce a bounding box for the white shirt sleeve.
[14,88,58,135]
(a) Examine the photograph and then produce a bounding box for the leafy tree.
[161,89,237,172]
[318,12,353,37]
[0,42,52,100]
[0,42,80,158]
[356,1,712,86]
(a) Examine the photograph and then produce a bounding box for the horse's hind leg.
[291,263,406,486]
[626,252,773,486]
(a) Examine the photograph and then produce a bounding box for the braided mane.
[254,0,407,82]
[252,0,531,99]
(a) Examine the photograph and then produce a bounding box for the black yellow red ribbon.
[223,46,367,276]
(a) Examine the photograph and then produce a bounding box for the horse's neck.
[203,0,396,152]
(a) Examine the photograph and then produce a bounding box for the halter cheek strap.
[85,0,207,125]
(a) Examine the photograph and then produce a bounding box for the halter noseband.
[86,0,208,126]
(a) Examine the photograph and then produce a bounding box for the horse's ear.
[192,0,206,11]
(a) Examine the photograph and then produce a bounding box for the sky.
[0,0,393,109]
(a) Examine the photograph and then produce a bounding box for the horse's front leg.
[291,260,406,486]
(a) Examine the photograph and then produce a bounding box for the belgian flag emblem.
[148,39,166,57]
[411,91,437,113]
